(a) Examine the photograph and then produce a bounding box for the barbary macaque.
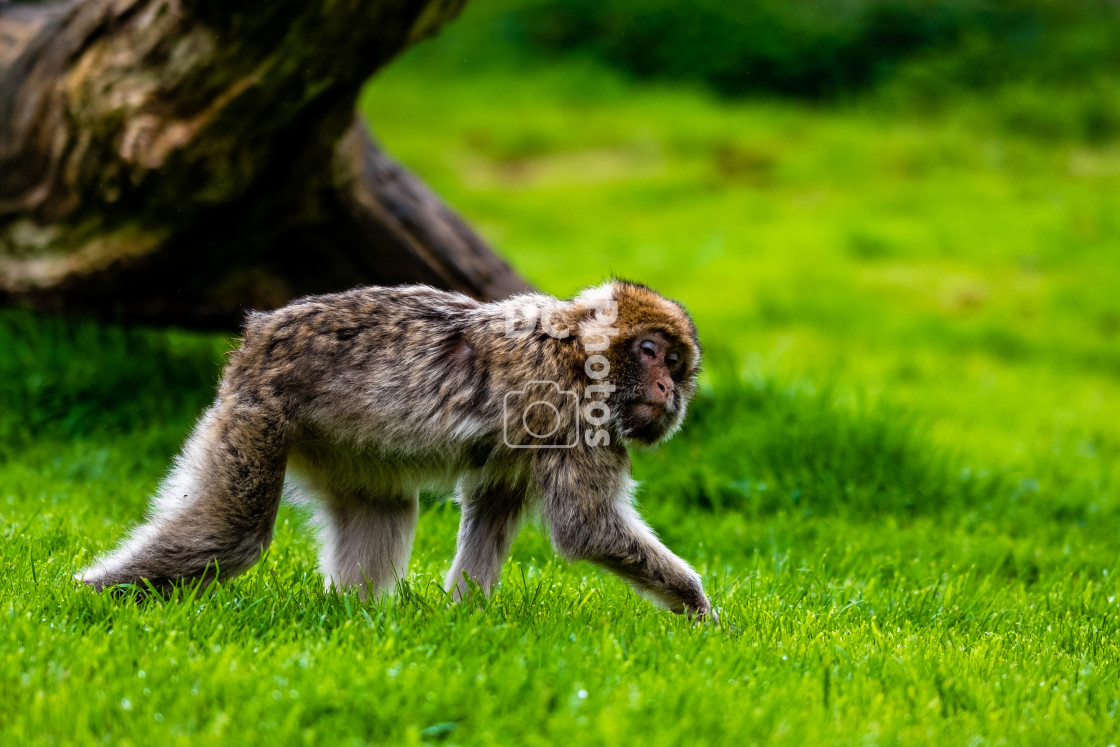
[79,280,715,619]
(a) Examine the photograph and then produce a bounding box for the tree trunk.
[0,0,529,328]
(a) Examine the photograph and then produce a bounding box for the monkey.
[78,280,716,620]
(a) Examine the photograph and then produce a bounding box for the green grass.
[4,56,1120,744]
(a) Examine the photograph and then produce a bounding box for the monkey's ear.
[571,282,619,339]
[572,281,617,313]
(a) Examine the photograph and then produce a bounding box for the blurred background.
[3,2,1120,741]
[5,0,1118,542]
[362,0,1120,473]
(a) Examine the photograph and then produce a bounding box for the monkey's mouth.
[623,401,679,444]
[628,402,675,428]
[637,399,678,417]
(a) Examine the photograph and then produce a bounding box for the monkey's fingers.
[689,596,719,624]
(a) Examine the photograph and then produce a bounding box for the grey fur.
[78,281,714,619]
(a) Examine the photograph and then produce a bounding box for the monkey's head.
[574,281,701,446]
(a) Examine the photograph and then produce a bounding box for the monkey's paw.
[690,597,719,624]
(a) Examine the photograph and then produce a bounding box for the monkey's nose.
[650,378,674,405]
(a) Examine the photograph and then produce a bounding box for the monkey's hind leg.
[445,479,526,603]
[316,491,420,599]
[79,400,290,591]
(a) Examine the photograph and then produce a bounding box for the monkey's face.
[572,280,701,447]
[614,330,698,446]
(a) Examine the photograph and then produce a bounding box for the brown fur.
[78,281,714,619]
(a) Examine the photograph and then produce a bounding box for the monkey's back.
[221,286,572,487]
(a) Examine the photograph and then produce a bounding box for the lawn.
[2,52,1119,744]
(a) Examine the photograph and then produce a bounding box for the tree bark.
[0,0,529,327]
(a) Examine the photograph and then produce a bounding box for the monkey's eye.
[666,351,681,369]
[639,340,658,357]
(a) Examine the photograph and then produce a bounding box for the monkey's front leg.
[445,481,525,602]
[548,498,714,620]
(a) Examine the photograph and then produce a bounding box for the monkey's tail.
[78,397,292,592]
